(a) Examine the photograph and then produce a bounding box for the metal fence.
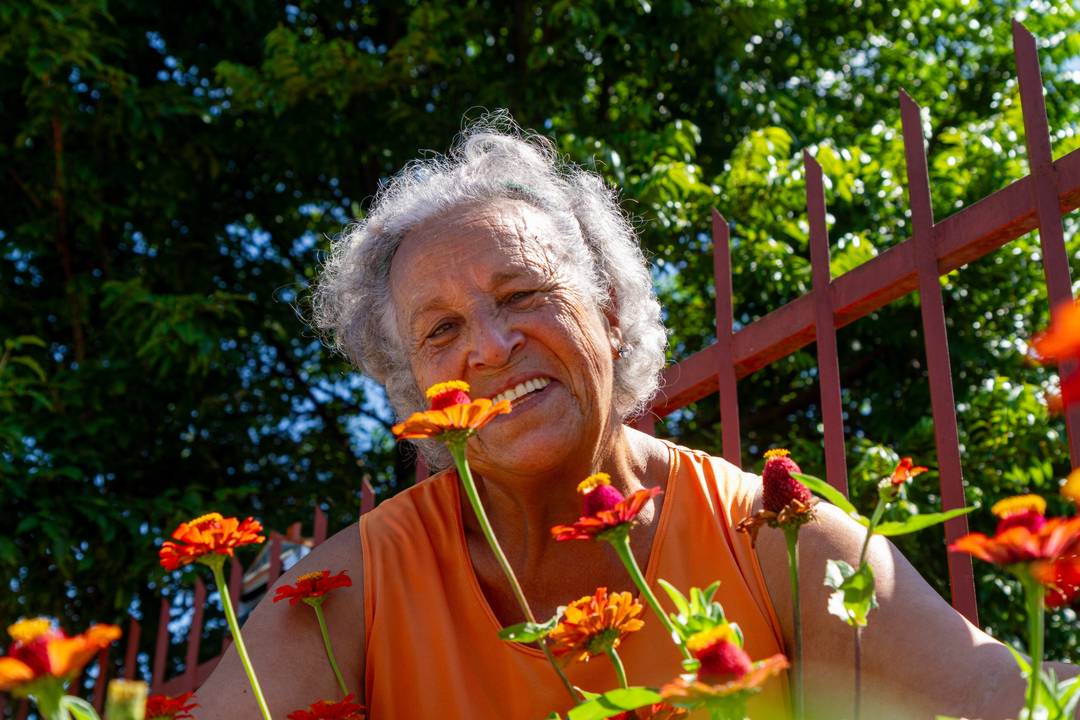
[4,17,1078,719]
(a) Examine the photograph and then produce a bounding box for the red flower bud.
[762,449,810,513]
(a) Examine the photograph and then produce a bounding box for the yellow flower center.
[991,494,1047,519]
[576,473,612,495]
[763,448,790,460]
[1063,469,1080,506]
[8,617,53,643]
[686,624,738,653]
[297,571,324,583]
[425,380,470,399]
[187,512,224,527]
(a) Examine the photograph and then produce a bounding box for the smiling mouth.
[490,377,552,406]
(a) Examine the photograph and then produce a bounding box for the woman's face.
[389,199,622,478]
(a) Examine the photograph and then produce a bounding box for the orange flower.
[1032,300,1080,407]
[0,618,121,693]
[273,570,352,607]
[548,587,645,663]
[551,474,662,541]
[159,512,265,571]
[391,381,511,442]
[950,495,1080,606]
[660,654,789,706]
[145,692,198,720]
[889,457,928,486]
[287,695,365,720]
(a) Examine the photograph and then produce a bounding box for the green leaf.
[498,613,560,643]
[791,472,863,521]
[657,578,689,617]
[60,695,101,720]
[566,688,664,720]
[824,559,877,627]
[872,507,974,536]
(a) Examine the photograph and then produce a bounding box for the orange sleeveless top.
[360,441,790,719]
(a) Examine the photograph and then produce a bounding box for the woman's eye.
[507,290,535,304]
[427,321,455,339]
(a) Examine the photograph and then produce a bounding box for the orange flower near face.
[950,495,1080,606]
[548,587,645,663]
[273,570,352,607]
[0,618,121,693]
[391,381,511,442]
[889,457,928,486]
[159,513,265,571]
[551,474,663,541]
[145,691,198,720]
[286,695,365,720]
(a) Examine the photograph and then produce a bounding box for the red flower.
[950,495,1080,606]
[391,381,511,442]
[287,695,365,720]
[761,449,811,512]
[613,704,689,719]
[145,692,197,720]
[0,618,121,693]
[159,512,265,571]
[687,626,752,684]
[551,473,662,541]
[273,570,352,607]
[889,457,928,486]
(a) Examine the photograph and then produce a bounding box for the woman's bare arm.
[194,523,365,719]
[755,499,1076,720]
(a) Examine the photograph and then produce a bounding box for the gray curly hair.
[312,116,667,456]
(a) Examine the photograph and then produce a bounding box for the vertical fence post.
[414,454,429,484]
[151,596,171,692]
[92,647,109,712]
[182,579,206,692]
[313,505,328,546]
[267,533,283,586]
[712,210,742,467]
[1013,21,1080,467]
[900,90,979,624]
[123,617,141,681]
[805,152,850,495]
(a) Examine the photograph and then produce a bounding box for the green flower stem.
[852,494,886,720]
[605,646,629,689]
[1022,574,1046,720]
[448,442,579,703]
[609,532,693,662]
[30,682,65,720]
[783,526,804,720]
[208,558,273,720]
[311,601,350,697]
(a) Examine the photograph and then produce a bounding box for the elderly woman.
[197,123,1061,719]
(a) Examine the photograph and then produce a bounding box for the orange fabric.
[360,441,790,719]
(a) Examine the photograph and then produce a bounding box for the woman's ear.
[602,299,623,359]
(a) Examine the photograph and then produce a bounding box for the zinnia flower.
[950,495,1080,607]
[736,450,816,546]
[547,587,645,663]
[273,570,352,607]
[1032,299,1080,406]
[145,691,198,720]
[286,695,366,720]
[889,457,928,486]
[660,625,789,708]
[551,473,662,541]
[391,381,511,442]
[159,512,265,571]
[0,618,121,693]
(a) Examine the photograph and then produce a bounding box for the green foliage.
[2,0,1078,685]
[498,612,561,644]
[565,687,663,720]
[825,559,878,628]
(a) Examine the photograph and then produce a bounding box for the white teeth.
[492,377,550,405]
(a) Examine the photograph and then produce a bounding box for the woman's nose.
[467,317,524,370]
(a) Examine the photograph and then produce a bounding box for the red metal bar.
[268,533,283,585]
[713,210,742,467]
[414,455,429,484]
[900,90,979,624]
[123,617,141,680]
[92,647,109,711]
[151,596,171,691]
[633,412,657,436]
[361,477,376,515]
[15,699,27,720]
[805,152,850,495]
[649,146,1080,418]
[183,579,206,692]
[1013,20,1080,466]
[313,505,328,545]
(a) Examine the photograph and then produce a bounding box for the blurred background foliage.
[2,0,1079,683]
